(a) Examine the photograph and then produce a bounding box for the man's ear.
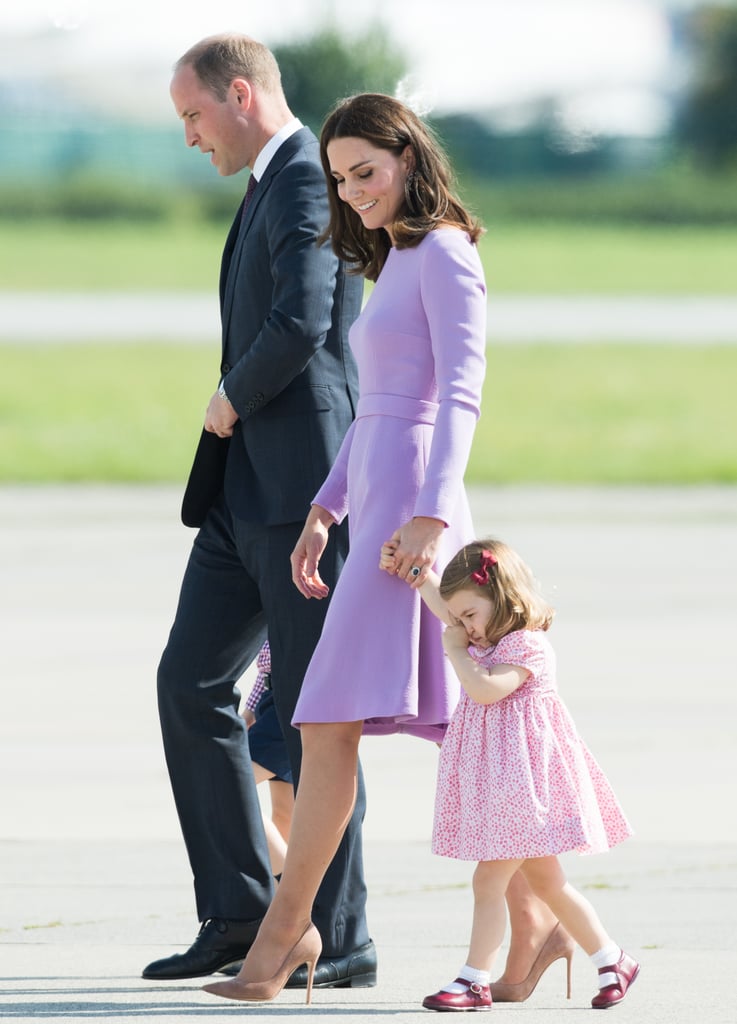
[231,77,253,109]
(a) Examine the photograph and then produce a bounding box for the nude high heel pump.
[202,922,321,1005]
[489,922,575,1003]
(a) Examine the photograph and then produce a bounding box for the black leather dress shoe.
[142,918,262,980]
[285,939,377,989]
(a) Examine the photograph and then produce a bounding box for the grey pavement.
[2,292,737,342]
[1,484,737,1022]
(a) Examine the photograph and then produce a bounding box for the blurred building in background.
[0,1,734,215]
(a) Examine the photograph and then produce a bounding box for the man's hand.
[204,391,239,438]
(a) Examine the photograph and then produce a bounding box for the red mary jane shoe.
[591,950,640,1009]
[422,978,492,1012]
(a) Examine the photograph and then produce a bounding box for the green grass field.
[1,342,734,484]
[2,217,734,484]
[2,220,737,294]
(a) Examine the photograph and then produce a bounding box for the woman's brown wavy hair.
[319,93,482,282]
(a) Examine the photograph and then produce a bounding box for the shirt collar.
[252,117,303,181]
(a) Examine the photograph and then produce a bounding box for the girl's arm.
[419,569,454,625]
[379,537,529,704]
[442,625,530,705]
[379,541,453,624]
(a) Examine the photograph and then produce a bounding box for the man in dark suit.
[142,34,375,989]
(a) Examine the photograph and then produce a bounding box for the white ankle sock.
[441,964,491,993]
[590,943,622,989]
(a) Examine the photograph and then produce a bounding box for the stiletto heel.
[305,955,316,1006]
[489,922,576,1003]
[203,921,321,1005]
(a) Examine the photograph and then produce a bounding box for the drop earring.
[404,170,418,213]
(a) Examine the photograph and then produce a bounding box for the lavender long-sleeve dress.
[292,228,487,741]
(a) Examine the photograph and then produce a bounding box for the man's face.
[170,64,250,177]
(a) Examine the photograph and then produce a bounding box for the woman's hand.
[290,505,336,599]
[380,516,445,589]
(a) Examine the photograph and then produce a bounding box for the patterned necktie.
[241,174,257,222]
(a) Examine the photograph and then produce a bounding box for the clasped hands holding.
[379,525,469,656]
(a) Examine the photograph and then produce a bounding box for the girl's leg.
[423,859,522,1012]
[495,869,561,983]
[250,763,290,877]
[520,856,610,955]
[521,856,640,1008]
[468,859,525,971]
[261,813,288,878]
[233,720,364,982]
[268,778,294,845]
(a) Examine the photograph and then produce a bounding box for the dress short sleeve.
[473,630,548,679]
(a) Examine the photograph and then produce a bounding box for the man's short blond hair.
[175,34,283,101]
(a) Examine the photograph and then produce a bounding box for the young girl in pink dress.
[382,537,639,1012]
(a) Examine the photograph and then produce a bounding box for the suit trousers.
[157,492,369,955]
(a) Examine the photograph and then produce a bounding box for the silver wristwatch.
[217,380,231,404]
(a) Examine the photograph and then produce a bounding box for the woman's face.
[326,136,412,242]
[445,588,494,647]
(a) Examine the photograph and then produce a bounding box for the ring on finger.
[410,565,421,578]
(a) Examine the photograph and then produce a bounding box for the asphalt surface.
[1,484,736,1022]
[2,292,737,342]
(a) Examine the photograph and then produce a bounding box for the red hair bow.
[471,549,497,585]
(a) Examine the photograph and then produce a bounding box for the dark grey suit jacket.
[182,127,361,527]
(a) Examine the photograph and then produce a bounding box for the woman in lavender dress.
[204,93,487,1004]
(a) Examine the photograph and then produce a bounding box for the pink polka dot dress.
[432,629,633,861]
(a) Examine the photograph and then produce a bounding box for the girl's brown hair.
[440,539,555,646]
[319,92,482,282]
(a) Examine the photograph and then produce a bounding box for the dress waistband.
[356,393,438,425]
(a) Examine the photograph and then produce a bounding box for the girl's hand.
[442,621,470,653]
[379,538,399,572]
[385,517,445,589]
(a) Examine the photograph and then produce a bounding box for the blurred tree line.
[673,2,737,167]
[1,7,736,225]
